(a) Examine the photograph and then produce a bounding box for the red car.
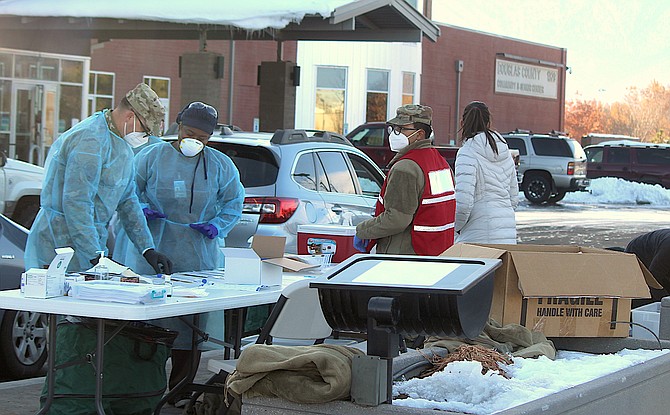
[584,140,670,188]
[346,122,459,172]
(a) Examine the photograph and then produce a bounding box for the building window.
[366,69,389,122]
[402,72,415,105]
[61,60,83,83]
[143,76,170,134]
[88,71,115,115]
[315,66,346,134]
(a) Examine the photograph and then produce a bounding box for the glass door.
[12,82,57,165]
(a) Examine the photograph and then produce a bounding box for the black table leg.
[94,319,106,415]
[36,314,57,415]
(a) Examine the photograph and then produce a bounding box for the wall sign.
[495,59,558,100]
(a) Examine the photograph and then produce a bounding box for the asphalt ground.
[0,349,222,415]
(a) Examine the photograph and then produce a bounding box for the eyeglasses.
[131,110,151,135]
[185,102,218,119]
[386,124,417,135]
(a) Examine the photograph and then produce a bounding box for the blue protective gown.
[25,111,154,272]
[107,135,164,256]
[113,141,244,275]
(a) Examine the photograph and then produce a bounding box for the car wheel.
[523,175,552,204]
[0,310,48,379]
[547,191,567,204]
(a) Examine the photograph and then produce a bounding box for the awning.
[0,0,440,42]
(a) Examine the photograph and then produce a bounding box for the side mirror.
[0,151,6,168]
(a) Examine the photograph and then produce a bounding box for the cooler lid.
[298,224,357,236]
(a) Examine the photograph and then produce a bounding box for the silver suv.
[166,128,385,253]
[503,130,589,204]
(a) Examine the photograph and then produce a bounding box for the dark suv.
[503,130,589,204]
[583,140,670,188]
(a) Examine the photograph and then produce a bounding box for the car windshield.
[207,142,279,188]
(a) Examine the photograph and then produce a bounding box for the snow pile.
[563,177,670,206]
[393,348,669,414]
[0,0,353,30]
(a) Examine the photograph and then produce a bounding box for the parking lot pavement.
[0,350,223,414]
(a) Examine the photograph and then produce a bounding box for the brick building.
[0,2,565,164]
[423,24,567,145]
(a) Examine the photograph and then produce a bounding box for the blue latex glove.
[142,207,166,220]
[353,235,369,253]
[189,223,219,239]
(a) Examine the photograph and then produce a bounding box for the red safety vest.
[370,147,455,255]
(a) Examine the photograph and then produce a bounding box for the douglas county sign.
[495,59,558,99]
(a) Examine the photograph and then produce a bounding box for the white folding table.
[0,274,308,415]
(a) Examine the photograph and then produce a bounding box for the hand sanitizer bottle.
[94,250,109,281]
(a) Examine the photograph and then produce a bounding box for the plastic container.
[297,224,357,263]
[631,302,661,340]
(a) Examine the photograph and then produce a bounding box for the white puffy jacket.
[454,131,519,244]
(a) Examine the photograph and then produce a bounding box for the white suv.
[164,128,385,253]
[0,153,44,228]
[503,130,589,204]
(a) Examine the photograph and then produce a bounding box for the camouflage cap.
[387,104,433,126]
[125,83,166,136]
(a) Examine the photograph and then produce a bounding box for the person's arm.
[454,149,477,233]
[356,160,421,240]
[208,154,245,237]
[61,138,106,266]
[647,240,670,292]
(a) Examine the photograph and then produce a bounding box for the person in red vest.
[354,104,455,255]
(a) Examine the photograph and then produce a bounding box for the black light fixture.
[311,254,501,406]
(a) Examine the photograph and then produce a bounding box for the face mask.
[179,138,205,157]
[389,130,418,152]
[123,132,149,148]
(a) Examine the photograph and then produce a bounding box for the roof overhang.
[0,0,439,43]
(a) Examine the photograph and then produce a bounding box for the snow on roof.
[585,140,670,148]
[0,0,353,30]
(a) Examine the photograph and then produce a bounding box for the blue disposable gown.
[25,111,154,272]
[107,135,164,256]
[113,142,244,275]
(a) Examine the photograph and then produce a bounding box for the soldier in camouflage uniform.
[25,83,173,273]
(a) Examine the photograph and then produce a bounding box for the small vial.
[163,274,173,297]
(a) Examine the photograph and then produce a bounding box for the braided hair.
[459,101,502,155]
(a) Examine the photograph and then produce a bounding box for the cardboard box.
[442,244,659,337]
[222,235,318,286]
[24,247,75,298]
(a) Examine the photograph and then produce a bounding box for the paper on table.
[85,257,138,276]
[172,286,209,297]
[213,284,279,292]
[71,280,166,304]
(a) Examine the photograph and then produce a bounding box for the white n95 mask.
[179,138,205,157]
[389,130,418,152]
[123,132,149,148]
